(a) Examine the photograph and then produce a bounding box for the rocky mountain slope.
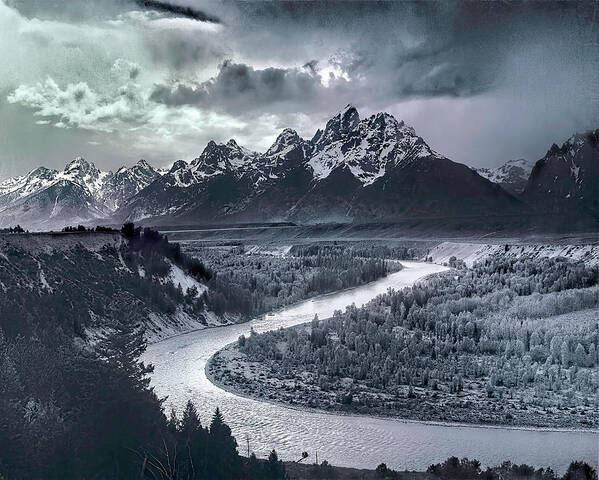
[523,129,598,217]
[475,158,534,195]
[0,158,162,230]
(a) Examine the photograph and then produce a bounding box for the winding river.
[143,261,598,473]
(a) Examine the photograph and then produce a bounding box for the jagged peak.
[63,156,100,177]
[550,143,561,152]
[327,104,359,127]
[313,104,360,147]
[373,111,395,120]
[65,156,90,170]
[114,159,157,177]
[543,129,599,159]
[501,158,533,171]
[311,128,323,144]
[339,103,358,116]
[280,127,299,137]
[265,128,304,157]
[201,139,247,156]
[365,112,416,136]
[564,129,599,149]
[190,138,256,174]
[338,104,360,132]
[26,166,56,178]
[275,128,301,144]
[169,160,188,173]
[136,158,153,169]
[505,157,528,166]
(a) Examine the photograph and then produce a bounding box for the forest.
[0,227,291,479]
[185,241,420,317]
[2,227,597,478]
[210,255,599,428]
[0,318,293,479]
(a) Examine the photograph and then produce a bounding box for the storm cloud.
[134,0,219,23]
[150,61,330,112]
[1,0,598,177]
[6,0,219,22]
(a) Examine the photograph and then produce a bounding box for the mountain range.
[115,105,522,224]
[0,158,162,229]
[0,106,597,231]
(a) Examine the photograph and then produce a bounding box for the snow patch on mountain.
[475,158,534,194]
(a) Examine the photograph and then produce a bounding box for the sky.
[0,0,598,179]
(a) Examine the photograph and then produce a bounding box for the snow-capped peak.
[314,104,361,149]
[188,139,258,179]
[475,158,534,194]
[0,157,163,228]
[64,156,98,175]
[136,158,153,170]
[265,129,303,157]
[308,107,437,184]
[169,160,188,173]
[562,129,599,158]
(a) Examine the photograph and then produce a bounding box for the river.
[143,261,598,473]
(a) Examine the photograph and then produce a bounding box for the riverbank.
[283,461,431,479]
[206,339,598,432]
[206,254,599,432]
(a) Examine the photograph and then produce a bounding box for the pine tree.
[181,400,202,438]
[210,407,225,433]
[264,449,287,480]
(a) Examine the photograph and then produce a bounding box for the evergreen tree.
[264,449,287,480]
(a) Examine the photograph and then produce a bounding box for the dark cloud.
[134,0,219,23]
[219,0,598,100]
[150,60,328,113]
[302,60,318,76]
[144,33,223,72]
[6,0,219,22]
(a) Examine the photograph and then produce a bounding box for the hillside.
[427,241,599,267]
[0,230,219,343]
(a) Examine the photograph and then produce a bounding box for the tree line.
[191,242,403,317]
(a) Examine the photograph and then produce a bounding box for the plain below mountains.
[0,106,597,231]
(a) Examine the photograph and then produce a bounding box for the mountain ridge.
[0,157,162,229]
[523,129,599,217]
[116,104,525,225]
[1,107,597,230]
